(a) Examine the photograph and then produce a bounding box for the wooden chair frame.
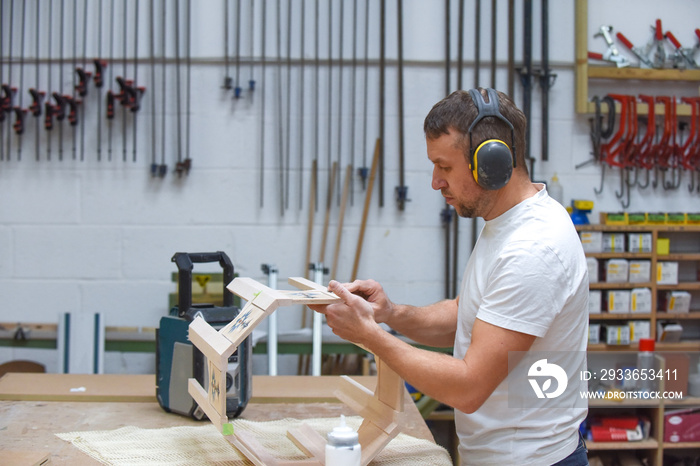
[188,276,405,466]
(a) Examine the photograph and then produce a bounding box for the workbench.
[0,374,437,465]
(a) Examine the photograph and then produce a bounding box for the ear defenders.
[467,88,517,190]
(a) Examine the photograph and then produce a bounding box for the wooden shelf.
[587,252,654,259]
[658,283,700,291]
[662,442,700,449]
[663,396,700,407]
[660,254,700,261]
[587,67,700,82]
[655,312,700,320]
[586,439,659,451]
[590,282,654,290]
[590,341,700,351]
[589,313,652,320]
[575,0,700,116]
[576,224,700,233]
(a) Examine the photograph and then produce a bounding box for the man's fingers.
[328,280,353,303]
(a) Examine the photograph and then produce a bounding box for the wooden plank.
[250,375,376,403]
[188,317,233,371]
[0,373,154,402]
[229,430,323,466]
[574,0,588,114]
[288,277,328,292]
[334,376,399,434]
[375,358,404,412]
[207,360,228,419]
[218,301,270,347]
[286,423,327,463]
[187,378,226,432]
[357,419,401,466]
[227,431,275,466]
[0,450,50,466]
[226,277,288,308]
[276,289,341,306]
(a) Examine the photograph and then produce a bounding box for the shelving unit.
[575,0,700,116]
[578,223,700,348]
[578,222,700,465]
[587,396,700,465]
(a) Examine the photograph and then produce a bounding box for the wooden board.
[0,450,50,466]
[0,377,436,465]
[250,376,376,403]
[219,301,270,346]
[0,374,378,404]
[188,316,235,371]
[0,373,154,402]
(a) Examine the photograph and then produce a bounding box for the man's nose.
[432,168,446,191]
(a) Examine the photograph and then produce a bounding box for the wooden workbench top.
[0,374,434,465]
[0,373,379,403]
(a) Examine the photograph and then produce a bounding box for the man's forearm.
[384,299,458,347]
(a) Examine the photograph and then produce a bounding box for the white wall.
[1,0,699,374]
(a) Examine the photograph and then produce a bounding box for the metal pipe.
[540,0,550,161]
[507,0,514,97]
[159,0,167,176]
[259,0,266,203]
[490,0,496,88]
[396,0,407,210]
[443,0,452,299]
[474,0,480,87]
[298,0,305,210]
[522,0,534,177]
[378,0,385,207]
[457,0,463,88]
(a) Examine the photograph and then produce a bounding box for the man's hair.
[423,89,528,173]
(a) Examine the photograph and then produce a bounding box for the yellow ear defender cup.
[467,88,516,190]
[472,139,514,190]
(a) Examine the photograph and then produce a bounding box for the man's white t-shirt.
[454,184,589,465]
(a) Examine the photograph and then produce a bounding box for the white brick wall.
[1,0,698,374]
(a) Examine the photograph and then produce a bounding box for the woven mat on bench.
[56,416,452,465]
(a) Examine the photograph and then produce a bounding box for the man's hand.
[341,279,394,324]
[308,280,382,347]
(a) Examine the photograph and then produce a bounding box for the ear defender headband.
[467,88,517,190]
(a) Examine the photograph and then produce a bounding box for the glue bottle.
[325,415,361,466]
[637,338,656,394]
[548,173,564,205]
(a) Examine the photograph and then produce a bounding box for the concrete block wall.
[1,0,698,374]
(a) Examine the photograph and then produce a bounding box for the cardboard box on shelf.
[657,262,679,285]
[627,233,653,253]
[629,260,651,283]
[605,259,629,283]
[607,290,631,313]
[589,290,602,314]
[603,324,631,345]
[659,352,689,396]
[587,257,599,283]
[589,324,601,344]
[664,409,700,443]
[630,288,652,313]
[657,238,670,255]
[629,321,651,342]
[666,291,691,313]
[657,322,683,343]
[603,233,626,253]
[580,231,603,253]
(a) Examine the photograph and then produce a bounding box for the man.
[312,89,589,465]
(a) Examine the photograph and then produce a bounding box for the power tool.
[156,251,252,420]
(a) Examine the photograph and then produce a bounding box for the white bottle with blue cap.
[325,415,361,466]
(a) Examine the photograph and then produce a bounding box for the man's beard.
[455,202,476,218]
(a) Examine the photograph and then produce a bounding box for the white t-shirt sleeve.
[475,241,569,337]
